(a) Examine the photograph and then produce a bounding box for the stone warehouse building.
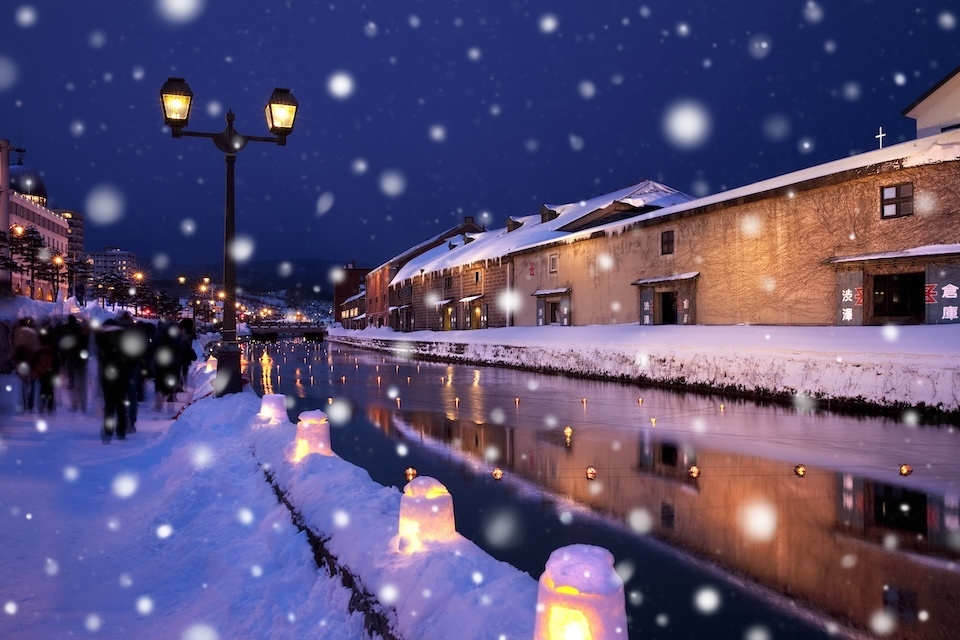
[365,66,960,330]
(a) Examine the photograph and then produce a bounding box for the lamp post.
[160,77,298,395]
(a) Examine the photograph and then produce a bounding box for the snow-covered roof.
[531,288,571,296]
[630,271,700,285]
[341,291,365,305]
[390,129,960,287]
[825,243,960,264]
[512,127,960,256]
[459,294,483,303]
[544,179,693,221]
[390,180,690,286]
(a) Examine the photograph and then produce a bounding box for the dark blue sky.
[2,1,958,275]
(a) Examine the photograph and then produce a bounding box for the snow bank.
[326,324,960,416]
[177,365,539,639]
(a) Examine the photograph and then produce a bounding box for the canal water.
[245,339,960,640]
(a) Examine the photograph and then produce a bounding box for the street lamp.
[160,77,298,396]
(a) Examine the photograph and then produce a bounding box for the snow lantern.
[259,393,289,423]
[397,476,457,553]
[533,544,627,640]
[205,356,217,374]
[291,409,332,462]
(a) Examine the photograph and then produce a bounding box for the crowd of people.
[0,313,198,443]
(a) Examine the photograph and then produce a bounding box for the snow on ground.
[0,361,539,640]
[326,323,960,415]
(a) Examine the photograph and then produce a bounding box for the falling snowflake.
[429,124,447,142]
[326,398,352,426]
[315,192,335,217]
[378,583,399,605]
[85,184,126,225]
[228,235,255,262]
[578,80,596,100]
[180,218,196,236]
[88,30,106,49]
[762,114,791,142]
[803,1,824,24]
[156,0,206,24]
[747,33,772,59]
[351,158,368,174]
[662,100,711,149]
[539,14,559,33]
[182,623,221,640]
[482,507,524,549]
[15,6,38,28]
[328,72,355,99]
[380,170,407,197]
[112,472,139,498]
[568,134,585,151]
[156,524,174,539]
[939,11,956,30]
[467,47,482,61]
[236,508,254,525]
[693,586,721,614]
[739,501,777,542]
[136,596,154,615]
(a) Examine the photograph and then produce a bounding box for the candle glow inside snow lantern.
[397,476,457,554]
[291,409,332,462]
[259,393,289,423]
[533,544,627,640]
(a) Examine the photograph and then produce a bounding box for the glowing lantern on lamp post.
[397,476,457,553]
[291,409,332,462]
[492,467,504,481]
[794,464,807,478]
[899,464,912,476]
[259,393,289,423]
[532,544,627,640]
[404,467,418,482]
[585,466,598,481]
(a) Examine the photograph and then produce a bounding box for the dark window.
[444,276,452,289]
[661,230,675,255]
[474,271,481,284]
[660,444,678,466]
[872,483,927,535]
[660,503,675,529]
[883,587,918,625]
[881,183,914,219]
[872,273,924,322]
[659,291,678,325]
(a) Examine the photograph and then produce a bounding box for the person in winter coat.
[58,315,90,413]
[11,318,40,412]
[95,319,135,442]
[34,321,59,415]
[152,320,184,416]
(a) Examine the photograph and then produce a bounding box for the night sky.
[1,1,958,277]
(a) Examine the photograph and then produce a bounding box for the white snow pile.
[327,323,960,414]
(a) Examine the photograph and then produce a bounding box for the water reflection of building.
[393,409,960,639]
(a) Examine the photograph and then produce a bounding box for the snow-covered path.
[0,391,366,639]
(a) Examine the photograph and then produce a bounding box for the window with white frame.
[548,253,559,273]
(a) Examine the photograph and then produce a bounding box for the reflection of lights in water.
[259,352,274,395]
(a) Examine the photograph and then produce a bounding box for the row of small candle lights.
[258,391,626,640]
[253,345,918,487]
